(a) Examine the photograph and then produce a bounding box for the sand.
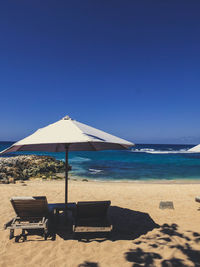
[0,179,200,267]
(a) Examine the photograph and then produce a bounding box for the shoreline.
[69,173,200,184]
[1,154,200,185]
[32,175,200,184]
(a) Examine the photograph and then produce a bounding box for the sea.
[0,142,200,181]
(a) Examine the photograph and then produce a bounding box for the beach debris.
[195,196,200,203]
[8,177,15,184]
[82,178,88,182]
[56,172,65,179]
[159,201,174,209]
[0,155,66,183]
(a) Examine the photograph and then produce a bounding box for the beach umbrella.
[0,115,134,204]
[188,144,200,152]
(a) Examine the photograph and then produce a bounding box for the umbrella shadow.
[56,205,159,242]
[109,206,159,241]
[124,223,200,267]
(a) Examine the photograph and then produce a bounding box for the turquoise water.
[1,142,200,181]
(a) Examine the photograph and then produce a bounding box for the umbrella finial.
[62,115,71,120]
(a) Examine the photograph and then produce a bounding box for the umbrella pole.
[65,146,69,206]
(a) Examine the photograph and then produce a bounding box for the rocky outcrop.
[0,155,66,183]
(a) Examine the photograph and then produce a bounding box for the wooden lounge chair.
[4,196,53,242]
[73,201,112,237]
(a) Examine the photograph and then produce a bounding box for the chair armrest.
[4,218,15,229]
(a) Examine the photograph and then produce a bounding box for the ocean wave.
[70,156,91,163]
[131,148,192,154]
[89,168,103,174]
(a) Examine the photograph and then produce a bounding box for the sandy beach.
[0,179,200,267]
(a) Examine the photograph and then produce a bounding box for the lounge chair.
[73,201,112,237]
[4,196,54,242]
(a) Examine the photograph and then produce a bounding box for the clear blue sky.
[0,1,200,144]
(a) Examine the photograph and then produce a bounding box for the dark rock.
[1,178,9,184]
[0,155,66,183]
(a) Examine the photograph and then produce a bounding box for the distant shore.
[1,154,200,184]
[1,143,200,182]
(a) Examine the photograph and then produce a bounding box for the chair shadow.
[109,206,160,241]
[56,205,159,242]
[124,223,200,267]
[78,261,99,267]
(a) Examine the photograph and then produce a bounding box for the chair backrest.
[10,196,49,219]
[76,201,111,219]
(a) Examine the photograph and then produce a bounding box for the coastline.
[1,143,200,183]
[3,175,200,185]
[68,174,200,184]
[1,153,200,185]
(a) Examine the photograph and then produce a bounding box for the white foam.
[131,148,195,154]
[70,156,91,163]
[89,168,103,174]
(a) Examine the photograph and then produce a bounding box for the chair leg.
[15,231,27,243]
[51,232,56,241]
[107,231,111,239]
[9,229,14,240]
[21,229,27,241]
[44,229,48,240]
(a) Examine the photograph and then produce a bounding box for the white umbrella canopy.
[188,144,200,152]
[0,115,134,204]
[0,115,133,153]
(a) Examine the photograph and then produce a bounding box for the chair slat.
[11,196,49,218]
